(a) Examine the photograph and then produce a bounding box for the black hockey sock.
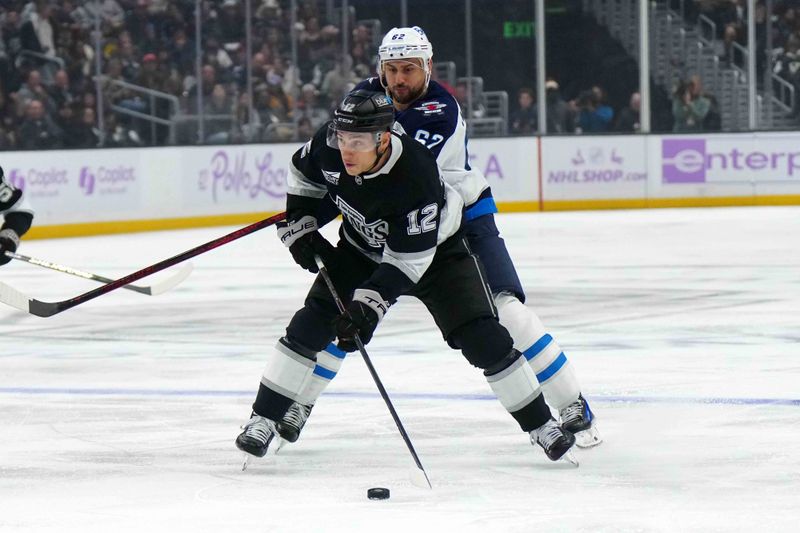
[510,393,552,433]
[252,382,295,424]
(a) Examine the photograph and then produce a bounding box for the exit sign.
[504,21,535,38]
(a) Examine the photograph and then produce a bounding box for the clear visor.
[326,125,382,153]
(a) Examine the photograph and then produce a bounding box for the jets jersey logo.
[322,169,340,185]
[334,196,388,247]
[413,101,447,115]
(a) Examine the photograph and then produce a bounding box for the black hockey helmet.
[327,90,395,152]
[332,89,394,133]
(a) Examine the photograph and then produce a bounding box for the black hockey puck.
[367,487,390,500]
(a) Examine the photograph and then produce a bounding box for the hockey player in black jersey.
[277,26,600,449]
[0,166,34,267]
[235,89,576,464]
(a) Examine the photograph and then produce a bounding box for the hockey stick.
[5,251,193,296]
[314,255,432,489]
[0,212,286,318]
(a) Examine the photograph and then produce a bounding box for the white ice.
[1,207,799,533]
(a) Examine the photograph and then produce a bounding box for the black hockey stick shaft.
[7,251,158,295]
[11,212,286,317]
[315,256,432,488]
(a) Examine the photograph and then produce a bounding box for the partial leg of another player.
[495,292,600,447]
[465,213,601,448]
[416,240,576,463]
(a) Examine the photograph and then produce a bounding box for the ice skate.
[530,419,578,466]
[559,394,602,448]
[276,402,313,448]
[235,414,277,470]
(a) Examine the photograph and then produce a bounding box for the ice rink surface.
[1,206,798,532]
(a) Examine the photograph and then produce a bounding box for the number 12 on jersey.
[406,203,438,235]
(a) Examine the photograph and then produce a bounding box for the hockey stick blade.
[5,251,193,296]
[410,463,433,489]
[142,262,194,296]
[0,281,31,314]
[0,212,286,317]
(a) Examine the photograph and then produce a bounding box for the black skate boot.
[236,413,277,465]
[559,394,602,448]
[530,418,577,465]
[277,402,313,443]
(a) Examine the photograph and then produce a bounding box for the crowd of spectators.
[2,0,783,149]
[676,0,800,118]
[506,0,800,137]
[507,73,720,135]
[0,0,380,150]
[1,0,137,149]
[508,81,647,134]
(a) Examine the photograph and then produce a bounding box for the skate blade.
[561,449,579,467]
[574,425,602,448]
[273,437,288,455]
[240,450,267,470]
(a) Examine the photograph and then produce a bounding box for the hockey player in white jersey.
[277,27,600,449]
[0,166,34,267]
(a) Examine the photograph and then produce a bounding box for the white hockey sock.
[298,343,347,406]
[260,340,316,403]
[495,292,581,410]
[485,352,542,414]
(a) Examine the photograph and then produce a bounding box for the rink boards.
[4,131,800,239]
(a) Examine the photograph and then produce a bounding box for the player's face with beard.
[383,59,427,105]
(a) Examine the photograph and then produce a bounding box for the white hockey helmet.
[377,26,433,87]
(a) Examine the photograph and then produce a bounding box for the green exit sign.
[504,21,535,38]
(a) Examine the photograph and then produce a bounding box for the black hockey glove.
[332,289,389,352]
[0,228,20,266]
[333,301,379,352]
[277,216,335,273]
